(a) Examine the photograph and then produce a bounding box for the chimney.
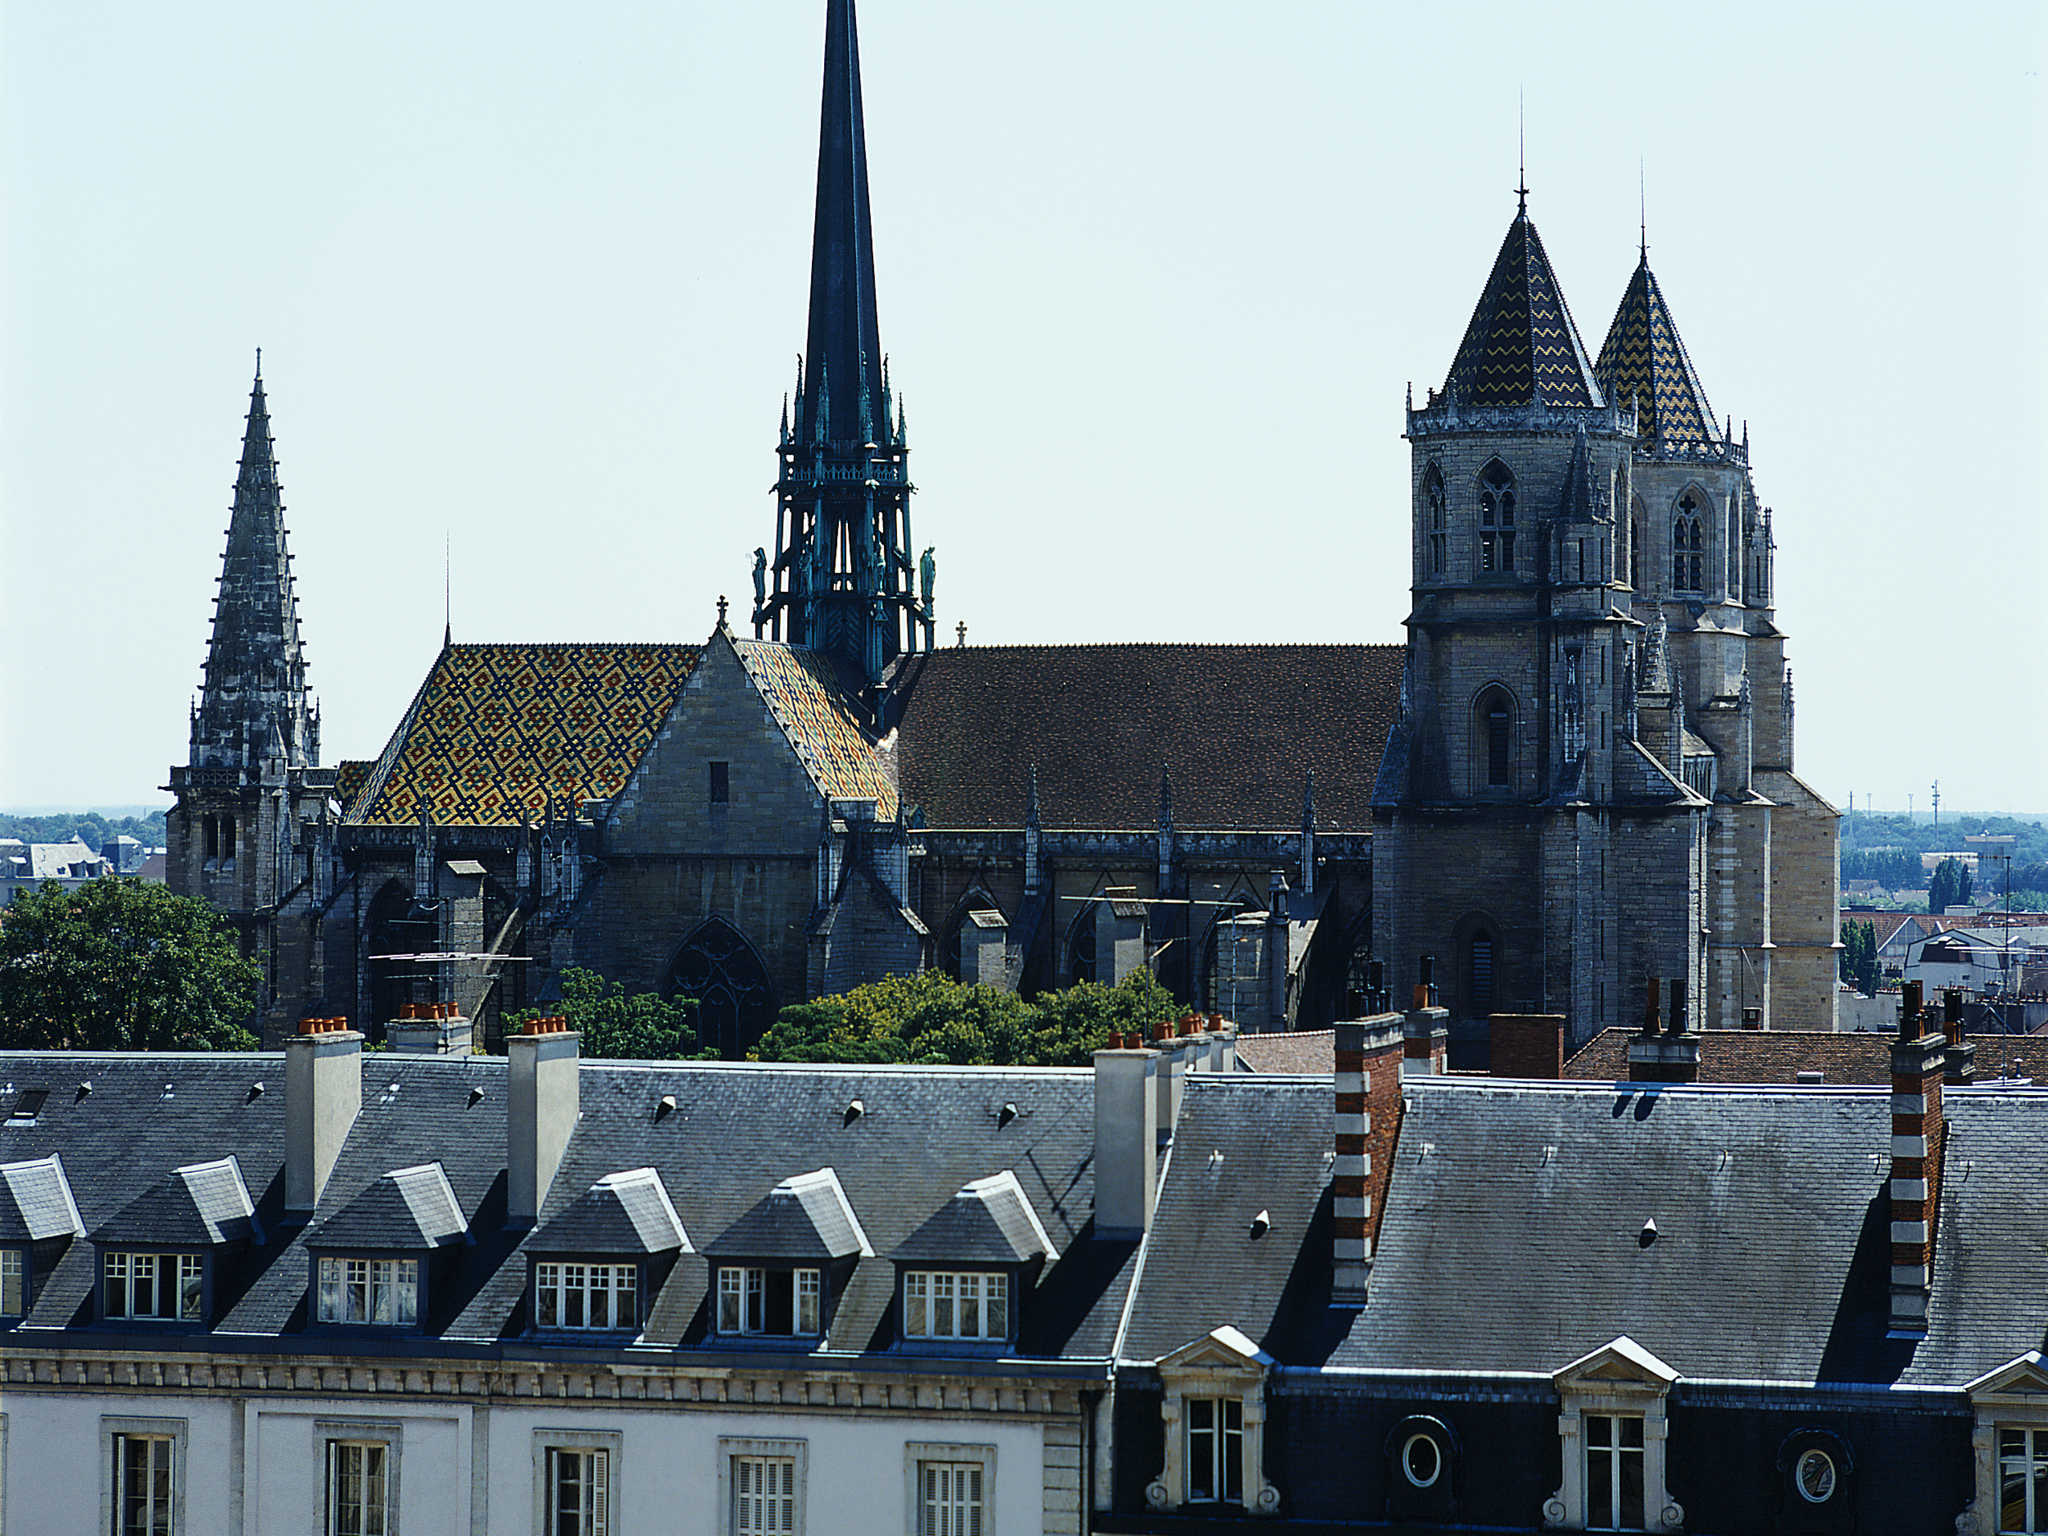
[1332,1011,1406,1305]
[1489,1014,1563,1079]
[1628,979,1700,1083]
[1402,990,1450,1076]
[1941,987,1976,1085]
[285,1018,363,1214]
[1093,1043,1159,1239]
[1152,1021,1188,1146]
[508,1016,581,1227]
[1889,980,1947,1334]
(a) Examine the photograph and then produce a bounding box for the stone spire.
[760,0,929,698]
[191,357,317,776]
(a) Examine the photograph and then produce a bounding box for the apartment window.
[718,1266,820,1337]
[2002,1427,2048,1532]
[1186,1396,1244,1503]
[903,1271,1008,1342]
[720,1442,805,1536]
[104,1422,185,1536]
[545,1447,610,1536]
[326,1440,390,1536]
[917,1462,984,1536]
[316,1257,418,1326]
[1585,1414,1646,1531]
[535,1261,637,1331]
[710,761,731,806]
[1,1248,20,1316]
[103,1252,202,1321]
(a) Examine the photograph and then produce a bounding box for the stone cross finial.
[955,621,967,648]
[717,594,729,627]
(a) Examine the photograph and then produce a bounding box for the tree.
[1839,918,1878,997]
[508,967,704,1059]
[0,878,259,1050]
[749,970,1181,1067]
[1929,857,1973,914]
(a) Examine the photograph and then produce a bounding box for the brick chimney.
[1489,1015,1564,1079]
[508,1016,581,1227]
[1403,979,1450,1077]
[285,1018,363,1214]
[1332,1012,1407,1305]
[1941,987,1976,1085]
[1628,977,1700,1084]
[1890,981,1947,1334]
[1093,1042,1159,1239]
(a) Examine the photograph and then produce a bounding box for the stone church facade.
[165,4,1833,1056]
[1371,196,1838,1054]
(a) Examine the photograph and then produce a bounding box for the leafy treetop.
[508,967,707,1060]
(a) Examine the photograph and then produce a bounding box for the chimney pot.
[1901,980,1924,1036]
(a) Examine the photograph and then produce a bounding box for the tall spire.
[1442,201,1602,410]
[191,356,317,774]
[1594,252,1718,450]
[802,0,885,449]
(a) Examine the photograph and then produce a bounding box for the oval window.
[1795,1447,1837,1503]
[1402,1432,1441,1489]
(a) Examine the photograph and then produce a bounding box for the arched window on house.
[1423,466,1447,577]
[1474,686,1515,792]
[1672,496,1704,592]
[1479,462,1516,574]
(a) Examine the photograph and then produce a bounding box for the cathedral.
[167,3,1833,1056]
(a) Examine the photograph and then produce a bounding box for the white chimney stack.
[1093,1041,1159,1239]
[508,1019,581,1227]
[285,1019,363,1214]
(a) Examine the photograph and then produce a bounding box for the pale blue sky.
[3,1,2042,811]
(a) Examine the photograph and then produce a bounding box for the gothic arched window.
[1474,686,1515,792]
[1468,930,1496,1016]
[1479,462,1516,574]
[1672,496,1704,592]
[665,918,776,1059]
[1423,465,1447,576]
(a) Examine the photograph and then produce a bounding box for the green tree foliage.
[0,810,168,847]
[751,970,1181,1067]
[1928,857,1973,914]
[1838,918,1879,996]
[1840,847,1921,890]
[0,878,258,1050]
[508,967,704,1060]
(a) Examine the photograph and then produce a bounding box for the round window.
[1401,1432,1442,1489]
[1795,1447,1837,1503]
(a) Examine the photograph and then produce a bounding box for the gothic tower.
[753,0,932,702]
[167,358,333,1024]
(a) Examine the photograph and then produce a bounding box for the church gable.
[731,639,898,818]
[345,643,699,827]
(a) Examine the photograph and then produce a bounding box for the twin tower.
[1372,193,1838,1045]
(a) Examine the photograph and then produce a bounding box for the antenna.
[1932,779,1941,826]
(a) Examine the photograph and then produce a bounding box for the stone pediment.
[1968,1351,2048,1401]
[1157,1324,1273,1377]
[1554,1335,1680,1391]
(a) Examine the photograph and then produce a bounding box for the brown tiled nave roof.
[1565,1027,2048,1086]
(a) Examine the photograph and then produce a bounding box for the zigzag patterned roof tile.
[1443,208,1603,410]
[1595,256,1718,449]
[346,643,699,826]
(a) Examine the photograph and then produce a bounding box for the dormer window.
[0,1248,20,1316]
[536,1261,638,1331]
[719,1265,820,1337]
[305,1162,465,1333]
[104,1251,203,1321]
[316,1256,418,1325]
[527,1168,687,1340]
[903,1270,1008,1342]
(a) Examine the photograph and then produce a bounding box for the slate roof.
[0,1053,1131,1363]
[92,1156,260,1247]
[731,639,898,819]
[308,1162,466,1251]
[346,643,701,826]
[703,1167,874,1261]
[0,1155,84,1242]
[888,644,1403,831]
[1593,257,1718,449]
[891,1171,1059,1265]
[1564,1027,2048,1086]
[1442,207,1603,410]
[531,1168,687,1255]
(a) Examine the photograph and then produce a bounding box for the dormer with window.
[89,1157,261,1328]
[1543,1335,1682,1533]
[0,1154,85,1324]
[1144,1326,1283,1516]
[889,1170,1057,1353]
[304,1162,466,1330]
[527,1168,688,1336]
[703,1168,870,1346]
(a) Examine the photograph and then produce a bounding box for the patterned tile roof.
[1443,207,1603,409]
[732,639,898,819]
[1594,257,1717,448]
[347,643,700,826]
[888,644,1403,831]
[333,759,372,816]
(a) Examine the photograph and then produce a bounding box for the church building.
[165,4,1832,1057]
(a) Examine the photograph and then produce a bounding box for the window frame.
[1184,1395,1245,1504]
[101,1416,188,1536]
[314,1254,421,1328]
[901,1268,1011,1344]
[710,760,731,807]
[1545,1339,1680,1534]
[1583,1412,1646,1531]
[532,1428,622,1536]
[903,1442,995,1536]
[0,1246,22,1318]
[718,1437,807,1536]
[1478,462,1517,576]
[101,1249,204,1323]
[533,1258,640,1333]
[324,1435,396,1536]
[715,1264,823,1340]
[2000,1426,2048,1534]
